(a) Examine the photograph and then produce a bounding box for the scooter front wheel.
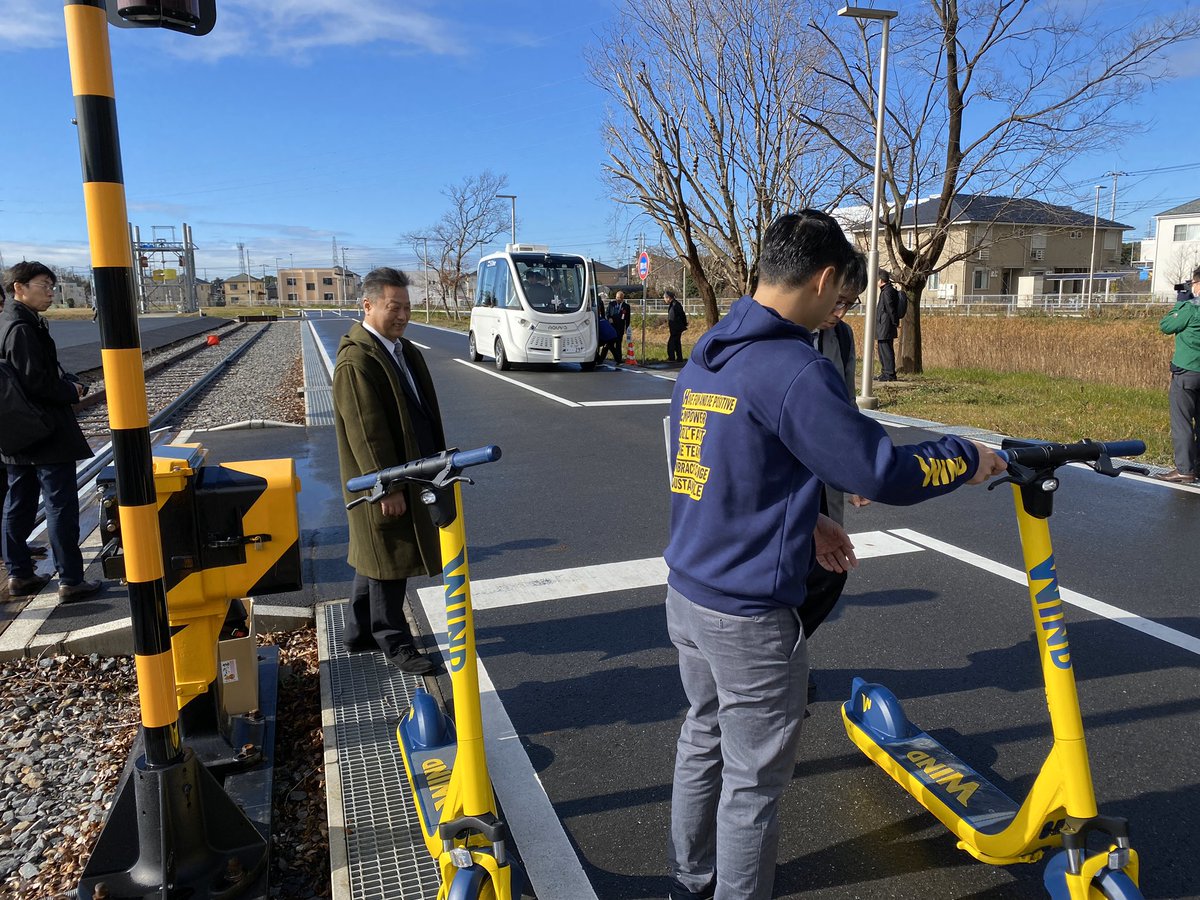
[446,864,497,900]
[1091,868,1143,900]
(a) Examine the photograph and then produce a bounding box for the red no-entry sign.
[637,251,650,282]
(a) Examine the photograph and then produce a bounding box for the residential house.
[1136,198,1200,297]
[277,267,361,306]
[848,194,1129,300]
[224,273,267,306]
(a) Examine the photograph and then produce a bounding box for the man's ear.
[814,265,839,296]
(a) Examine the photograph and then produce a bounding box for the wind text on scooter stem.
[444,549,469,672]
[1031,555,1071,670]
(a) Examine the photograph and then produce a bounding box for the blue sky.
[1,0,1198,281]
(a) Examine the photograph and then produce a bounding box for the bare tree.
[589,0,858,326]
[808,0,1200,373]
[405,171,510,320]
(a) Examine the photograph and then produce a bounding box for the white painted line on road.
[452,359,582,407]
[409,340,431,350]
[415,590,599,900]
[417,532,920,613]
[309,320,336,376]
[578,398,672,407]
[891,528,1200,657]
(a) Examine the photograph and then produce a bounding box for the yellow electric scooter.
[843,438,1148,899]
[347,445,526,900]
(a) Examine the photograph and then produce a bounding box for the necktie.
[392,342,424,410]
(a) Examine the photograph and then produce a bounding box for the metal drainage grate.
[302,321,335,427]
[322,601,441,899]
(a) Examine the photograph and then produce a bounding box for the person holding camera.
[1157,268,1200,484]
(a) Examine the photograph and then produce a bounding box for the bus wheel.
[468,331,481,362]
[495,338,510,371]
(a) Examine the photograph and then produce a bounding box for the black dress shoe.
[342,639,378,654]
[387,646,435,675]
[7,573,51,597]
[58,579,102,601]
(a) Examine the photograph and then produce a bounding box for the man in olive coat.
[1,261,100,600]
[334,267,446,674]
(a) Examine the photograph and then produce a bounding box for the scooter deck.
[843,678,1019,836]
[398,699,459,843]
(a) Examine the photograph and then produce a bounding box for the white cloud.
[0,1,66,50]
[0,0,465,61]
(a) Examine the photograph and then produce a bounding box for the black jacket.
[667,299,688,334]
[0,301,92,465]
[876,284,901,341]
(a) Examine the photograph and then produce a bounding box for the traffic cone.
[625,332,637,366]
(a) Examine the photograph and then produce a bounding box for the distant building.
[224,273,267,306]
[845,194,1129,300]
[277,267,360,306]
[1136,199,1200,297]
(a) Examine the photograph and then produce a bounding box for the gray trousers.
[666,585,808,900]
[1169,369,1200,475]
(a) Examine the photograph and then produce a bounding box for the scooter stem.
[1011,485,1098,819]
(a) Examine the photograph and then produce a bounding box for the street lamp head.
[838,6,898,20]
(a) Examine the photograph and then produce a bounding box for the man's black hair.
[758,211,856,290]
[1192,265,1200,282]
[362,267,410,300]
[843,253,868,296]
[878,269,891,284]
[664,288,677,300]
[3,261,56,296]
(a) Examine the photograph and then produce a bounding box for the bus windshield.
[512,254,587,314]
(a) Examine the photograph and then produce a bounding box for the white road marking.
[452,359,582,407]
[416,532,920,613]
[891,528,1200,657]
[309,320,336,375]
[578,398,672,407]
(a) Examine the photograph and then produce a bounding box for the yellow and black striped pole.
[64,0,181,769]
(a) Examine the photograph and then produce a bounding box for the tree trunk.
[898,277,926,375]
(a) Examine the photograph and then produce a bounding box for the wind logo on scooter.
[1029,555,1071,670]
[443,548,469,672]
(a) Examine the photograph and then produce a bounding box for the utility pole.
[341,246,352,306]
[1086,184,1105,306]
[1104,171,1126,299]
[416,235,431,323]
[237,242,246,306]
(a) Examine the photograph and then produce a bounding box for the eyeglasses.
[834,298,861,311]
[25,279,55,290]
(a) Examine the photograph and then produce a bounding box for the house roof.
[1155,198,1200,218]
[593,261,622,274]
[850,194,1129,231]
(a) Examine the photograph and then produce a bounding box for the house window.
[927,271,940,290]
[324,292,335,301]
[286,277,296,286]
[1172,223,1200,241]
[306,282,316,291]
[1069,230,1084,240]
[323,277,334,286]
[972,268,989,291]
[287,292,298,301]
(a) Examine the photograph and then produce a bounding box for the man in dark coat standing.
[665,288,688,363]
[875,269,901,382]
[1,262,100,599]
[334,267,446,674]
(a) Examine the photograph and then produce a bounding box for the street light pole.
[1104,171,1125,299]
[839,5,898,411]
[496,194,517,246]
[1086,184,1105,306]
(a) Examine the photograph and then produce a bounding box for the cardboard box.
[218,598,259,716]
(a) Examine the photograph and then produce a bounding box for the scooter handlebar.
[346,444,502,494]
[997,439,1145,469]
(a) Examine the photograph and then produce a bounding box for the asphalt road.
[321,320,1199,900]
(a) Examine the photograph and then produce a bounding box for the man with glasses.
[1156,267,1200,484]
[0,262,100,600]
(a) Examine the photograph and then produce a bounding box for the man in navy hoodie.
[664,211,1005,900]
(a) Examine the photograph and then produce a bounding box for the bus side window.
[506,273,523,309]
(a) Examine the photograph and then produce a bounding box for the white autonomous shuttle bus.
[468,244,600,371]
